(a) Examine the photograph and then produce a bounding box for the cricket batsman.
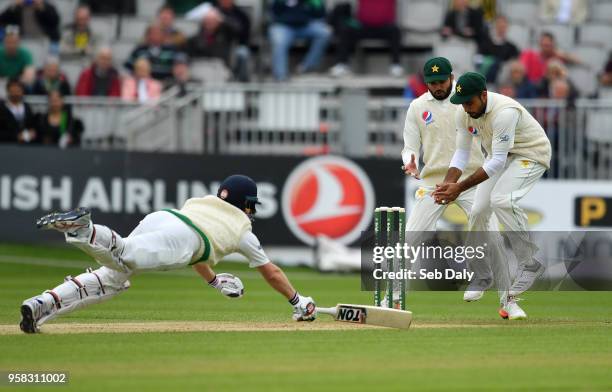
[433,72,552,319]
[399,57,505,304]
[19,175,317,333]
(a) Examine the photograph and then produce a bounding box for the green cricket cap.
[423,57,452,83]
[450,72,487,104]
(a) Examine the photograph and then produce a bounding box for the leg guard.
[66,224,129,273]
[37,267,131,326]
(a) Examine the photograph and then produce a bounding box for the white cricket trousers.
[34,211,202,326]
[77,210,201,289]
[468,155,546,289]
[404,185,505,298]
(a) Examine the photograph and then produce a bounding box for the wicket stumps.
[374,206,407,310]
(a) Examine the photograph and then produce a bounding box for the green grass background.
[0,243,611,391]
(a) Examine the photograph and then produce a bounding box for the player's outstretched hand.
[402,154,420,179]
[210,273,244,298]
[292,294,316,322]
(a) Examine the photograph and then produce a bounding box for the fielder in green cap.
[433,70,553,320]
[398,58,497,308]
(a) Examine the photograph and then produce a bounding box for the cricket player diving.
[433,72,552,319]
[399,57,503,306]
[19,175,317,333]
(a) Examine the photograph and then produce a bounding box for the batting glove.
[289,292,316,322]
[208,273,244,298]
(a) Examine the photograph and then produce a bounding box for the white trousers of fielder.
[468,154,546,298]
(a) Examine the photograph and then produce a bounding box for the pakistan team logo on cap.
[456,85,462,93]
[431,65,440,73]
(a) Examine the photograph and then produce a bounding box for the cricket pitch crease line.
[1,321,609,335]
[0,321,456,335]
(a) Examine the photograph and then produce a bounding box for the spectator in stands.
[550,78,573,100]
[477,15,519,83]
[125,23,178,81]
[476,0,497,22]
[497,83,516,98]
[157,5,187,48]
[537,59,579,100]
[504,60,538,99]
[60,4,100,59]
[329,0,402,78]
[540,0,588,25]
[519,31,581,84]
[80,0,136,16]
[0,78,38,144]
[216,0,251,82]
[0,0,60,53]
[37,90,83,148]
[166,0,202,15]
[0,28,33,78]
[75,47,121,97]
[122,57,163,103]
[31,56,71,96]
[164,52,200,96]
[186,5,249,82]
[268,0,331,81]
[440,0,486,42]
[599,52,612,87]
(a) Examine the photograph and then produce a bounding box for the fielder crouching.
[19,175,316,333]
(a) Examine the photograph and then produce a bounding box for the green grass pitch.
[1,243,611,391]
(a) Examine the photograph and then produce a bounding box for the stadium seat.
[21,39,49,66]
[111,41,136,65]
[137,0,164,18]
[258,90,320,131]
[579,24,612,50]
[506,23,531,50]
[174,19,199,38]
[191,59,231,83]
[433,38,476,74]
[399,0,446,32]
[571,45,608,73]
[587,110,612,142]
[600,87,612,100]
[90,16,118,42]
[502,1,539,26]
[568,66,598,97]
[61,59,86,87]
[120,17,150,41]
[55,0,78,24]
[533,24,575,50]
[590,1,612,23]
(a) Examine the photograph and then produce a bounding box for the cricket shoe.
[463,278,493,302]
[36,207,92,237]
[20,296,54,334]
[498,296,527,320]
[509,260,545,296]
[380,294,402,309]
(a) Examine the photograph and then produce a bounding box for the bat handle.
[316,306,338,317]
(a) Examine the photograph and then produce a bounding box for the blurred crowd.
[0,0,611,148]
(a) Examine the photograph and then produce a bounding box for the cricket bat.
[317,304,412,329]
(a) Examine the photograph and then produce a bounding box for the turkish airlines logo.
[282,156,374,245]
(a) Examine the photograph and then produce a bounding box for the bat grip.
[316,306,338,316]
